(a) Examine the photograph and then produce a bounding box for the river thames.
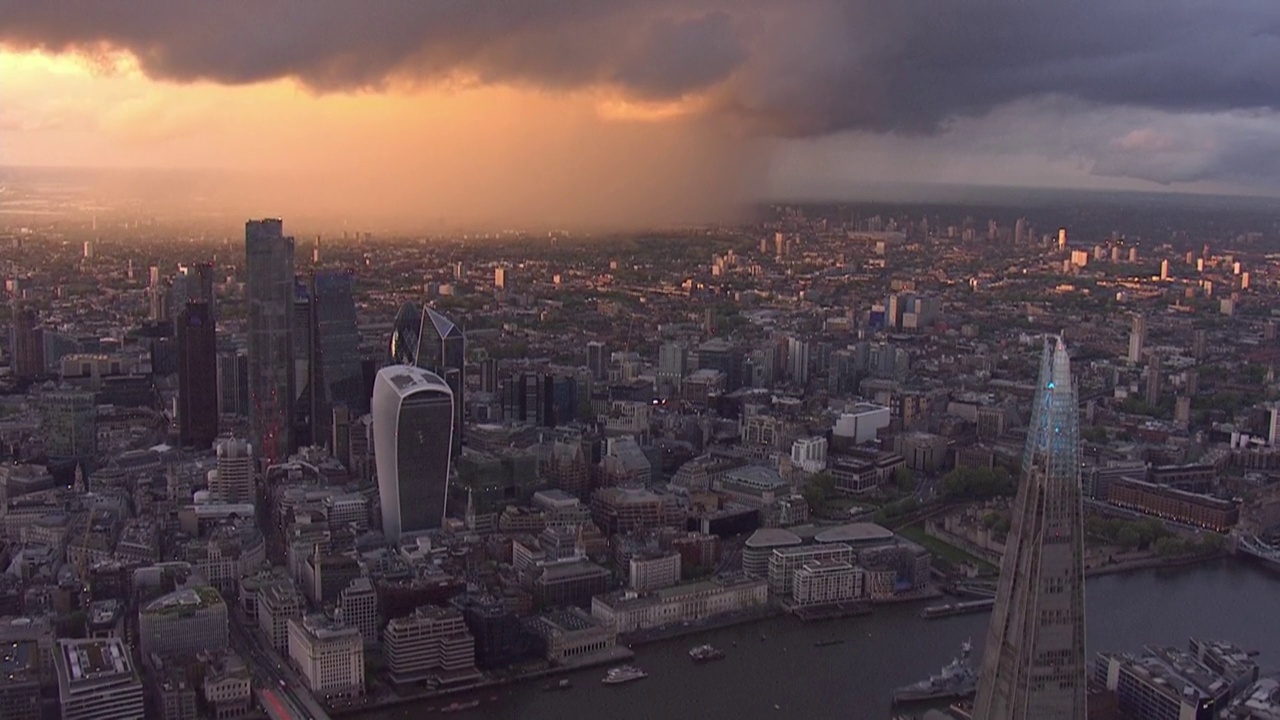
[360,559,1280,720]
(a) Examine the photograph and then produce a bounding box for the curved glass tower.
[372,365,454,542]
[973,335,1087,720]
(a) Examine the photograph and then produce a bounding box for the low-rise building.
[54,637,145,720]
[532,558,610,609]
[527,608,617,662]
[201,653,253,720]
[138,586,227,659]
[288,614,364,700]
[256,579,302,654]
[768,544,855,596]
[1107,477,1239,531]
[793,559,864,606]
[0,640,40,720]
[382,606,481,687]
[591,575,768,634]
[628,551,681,593]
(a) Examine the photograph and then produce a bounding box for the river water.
[362,559,1280,720]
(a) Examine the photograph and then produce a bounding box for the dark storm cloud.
[3,0,1280,135]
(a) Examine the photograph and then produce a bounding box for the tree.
[894,467,917,495]
[803,472,837,511]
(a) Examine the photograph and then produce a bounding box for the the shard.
[973,335,1087,720]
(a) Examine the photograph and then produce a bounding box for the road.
[228,610,334,720]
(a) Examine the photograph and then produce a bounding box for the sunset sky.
[3,2,1280,228]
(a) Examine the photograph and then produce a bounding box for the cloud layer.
[5,1,1280,199]
[4,0,1280,136]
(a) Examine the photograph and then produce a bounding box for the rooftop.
[142,586,223,615]
[813,523,895,545]
[58,638,134,684]
[745,528,802,549]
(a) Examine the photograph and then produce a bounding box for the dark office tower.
[388,303,465,459]
[292,278,313,449]
[309,270,365,450]
[217,349,250,416]
[974,336,1087,720]
[372,366,454,542]
[479,358,498,394]
[245,218,296,465]
[9,306,44,379]
[586,341,608,382]
[171,262,216,321]
[176,301,218,448]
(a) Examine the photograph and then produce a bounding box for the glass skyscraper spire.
[973,335,1087,720]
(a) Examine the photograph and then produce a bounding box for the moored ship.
[891,641,977,704]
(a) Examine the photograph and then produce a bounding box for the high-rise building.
[1057,227,1068,250]
[245,219,296,464]
[587,341,608,382]
[176,301,218,448]
[208,438,254,504]
[310,270,365,450]
[54,638,145,720]
[493,266,506,290]
[1193,329,1207,361]
[1128,313,1146,363]
[388,303,465,458]
[974,336,1087,720]
[292,278,313,449]
[372,366,454,542]
[9,306,44,379]
[217,349,249,417]
[170,262,216,320]
[1146,354,1163,406]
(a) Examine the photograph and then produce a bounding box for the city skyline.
[7,4,1280,229]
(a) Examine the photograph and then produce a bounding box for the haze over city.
[7,2,1280,230]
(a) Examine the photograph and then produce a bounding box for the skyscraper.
[372,366,454,542]
[310,270,365,450]
[177,300,219,448]
[171,262,216,321]
[973,336,1087,720]
[586,341,608,382]
[388,303,465,458]
[292,277,313,449]
[208,438,254,503]
[1127,313,1145,364]
[245,218,296,464]
[8,305,44,379]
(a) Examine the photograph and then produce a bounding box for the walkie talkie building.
[372,365,454,542]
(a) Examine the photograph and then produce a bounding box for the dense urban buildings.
[974,337,1088,720]
[7,187,1280,720]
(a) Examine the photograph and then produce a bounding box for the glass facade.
[177,301,218,448]
[310,270,365,448]
[245,219,295,463]
[395,390,454,534]
[373,366,454,541]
